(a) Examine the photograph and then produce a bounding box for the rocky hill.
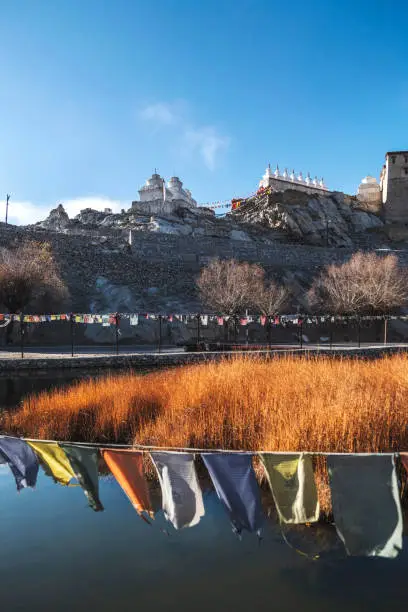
[231,189,386,248]
[34,188,390,249]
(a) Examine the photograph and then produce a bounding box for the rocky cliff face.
[230,190,386,247]
[34,190,389,249]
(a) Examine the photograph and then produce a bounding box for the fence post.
[384,317,388,345]
[158,315,162,353]
[358,316,361,348]
[197,314,201,346]
[267,316,272,350]
[245,309,249,346]
[115,312,120,355]
[330,318,333,350]
[70,313,75,357]
[299,318,303,349]
[20,312,24,359]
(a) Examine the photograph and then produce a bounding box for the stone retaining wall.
[0,346,406,373]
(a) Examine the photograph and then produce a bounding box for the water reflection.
[0,463,407,612]
[0,372,86,408]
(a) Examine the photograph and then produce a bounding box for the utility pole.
[5,194,10,225]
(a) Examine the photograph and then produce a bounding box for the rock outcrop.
[38,203,71,232]
[230,190,385,247]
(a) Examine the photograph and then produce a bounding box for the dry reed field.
[2,354,408,452]
[0,355,408,452]
[2,354,408,514]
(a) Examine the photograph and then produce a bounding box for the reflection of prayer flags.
[60,444,103,512]
[151,452,205,530]
[202,453,263,535]
[260,453,319,524]
[27,441,75,486]
[327,455,402,558]
[103,450,153,522]
[0,436,39,491]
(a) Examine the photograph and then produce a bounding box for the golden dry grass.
[2,354,408,454]
[3,354,408,515]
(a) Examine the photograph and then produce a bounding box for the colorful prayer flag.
[151,452,205,530]
[103,450,153,522]
[260,453,319,524]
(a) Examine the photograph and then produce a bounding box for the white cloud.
[139,101,230,171]
[0,196,126,226]
[139,102,179,126]
[184,127,231,171]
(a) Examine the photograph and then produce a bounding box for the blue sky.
[0,0,407,224]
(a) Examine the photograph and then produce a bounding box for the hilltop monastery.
[103,150,408,225]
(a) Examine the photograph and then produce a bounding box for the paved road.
[0,343,407,360]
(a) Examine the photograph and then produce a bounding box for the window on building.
[405,156,408,163]
[391,156,396,164]
[403,167,408,175]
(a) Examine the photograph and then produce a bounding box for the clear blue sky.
[1,0,408,223]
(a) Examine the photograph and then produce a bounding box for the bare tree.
[0,241,69,313]
[308,252,408,314]
[197,258,265,315]
[253,280,290,315]
[197,258,289,316]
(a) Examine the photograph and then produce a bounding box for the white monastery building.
[258,164,329,195]
[131,172,198,216]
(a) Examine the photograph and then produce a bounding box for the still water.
[0,466,407,612]
[1,373,408,611]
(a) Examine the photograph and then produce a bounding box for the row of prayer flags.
[2,313,407,326]
[0,436,406,557]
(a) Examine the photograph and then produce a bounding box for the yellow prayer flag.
[27,441,76,486]
[260,453,319,524]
